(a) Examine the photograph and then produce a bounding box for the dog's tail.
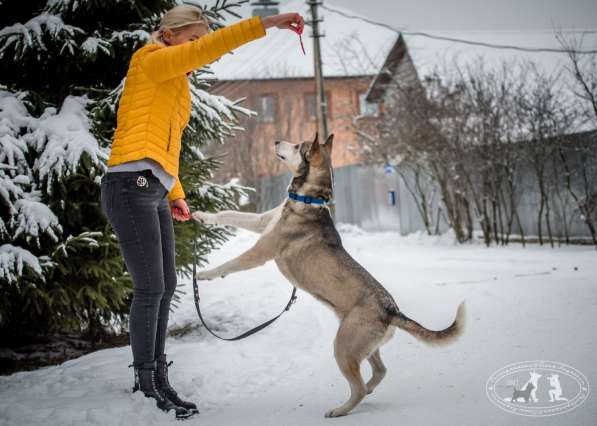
[390,300,466,347]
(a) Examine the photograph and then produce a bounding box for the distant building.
[208,76,381,179]
[205,0,597,188]
[363,22,597,112]
[204,0,396,183]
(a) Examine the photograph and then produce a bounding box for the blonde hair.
[148,4,211,46]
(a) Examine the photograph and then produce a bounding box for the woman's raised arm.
[139,13,304,83]
[139,15,266,83]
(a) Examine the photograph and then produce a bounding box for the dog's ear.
[306,138,320,161]
[313,131,319,144]
[323,133,334,153]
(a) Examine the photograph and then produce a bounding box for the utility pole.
[307,0,336,221]
[307,0,328,140]
[251,0,279,18]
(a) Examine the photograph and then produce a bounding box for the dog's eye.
[294,145,299,150]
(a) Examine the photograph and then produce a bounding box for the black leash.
[192,222,297,341]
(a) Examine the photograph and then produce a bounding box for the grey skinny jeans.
[100,169,176,370]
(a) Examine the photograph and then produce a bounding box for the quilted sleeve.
[168,175,185,202]
[140,15,266,83]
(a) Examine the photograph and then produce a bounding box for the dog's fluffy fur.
[192,133,466,417]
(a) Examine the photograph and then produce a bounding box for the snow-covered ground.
[1,225,596,426]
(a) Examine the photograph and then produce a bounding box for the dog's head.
[274,132,334,201]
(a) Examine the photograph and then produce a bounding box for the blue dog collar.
[288,192,329,205]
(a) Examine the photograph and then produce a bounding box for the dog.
[511,382,535,403]
[525,371,541,402]
[192,132,466,417]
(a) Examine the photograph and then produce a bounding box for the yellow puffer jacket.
[107,15,266,201]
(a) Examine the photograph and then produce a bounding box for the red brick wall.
[205,76,382,181]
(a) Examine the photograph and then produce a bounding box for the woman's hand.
[169,198,191,221]
[262,13,304,34]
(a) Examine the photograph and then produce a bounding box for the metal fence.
[256,161,595,239]
[256,163,445,234]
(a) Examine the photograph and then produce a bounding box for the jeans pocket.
[121,173,165,198]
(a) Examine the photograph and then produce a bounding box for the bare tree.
[555,30,597,246]
[555,30,597,122]
[357,48,595,246]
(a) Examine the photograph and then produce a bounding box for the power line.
[321,4,597,55]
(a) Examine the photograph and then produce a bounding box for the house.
[248,5,597,236]
[363,25,597,107]
[354,23,597,237]
[203,0,397,184]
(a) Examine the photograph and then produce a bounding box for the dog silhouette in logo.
[523,371,542,402]
[548,374,568,402]
[511,382,535,402]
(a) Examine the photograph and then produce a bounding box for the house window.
[256,95,276,122]
[305,92,332,121]
[358,92,379,116]
[305,93,317,120]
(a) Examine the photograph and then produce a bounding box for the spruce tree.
[0,0,253,343]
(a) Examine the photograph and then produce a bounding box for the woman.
[100,4,304,419]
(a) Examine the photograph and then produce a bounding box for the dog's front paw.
[192,211,216,224]
[195,270,215,281]
[324,408,348,418]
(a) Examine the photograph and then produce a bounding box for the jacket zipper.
[167,79,185,153]
[166,124,171,152]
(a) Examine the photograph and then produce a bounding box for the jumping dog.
[192,132,466,417]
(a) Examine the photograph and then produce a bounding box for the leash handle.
[192,222,297,341]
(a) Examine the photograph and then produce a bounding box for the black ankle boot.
[129,362,194,420]
[155,354,200,414]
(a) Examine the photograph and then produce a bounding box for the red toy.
[290,16,306,55]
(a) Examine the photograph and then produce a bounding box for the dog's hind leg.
[325,315,385,417]
[365,349,386,394]
[325,352,366,418]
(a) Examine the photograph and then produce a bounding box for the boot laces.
[150,369,169,402]
[159,360,175,391]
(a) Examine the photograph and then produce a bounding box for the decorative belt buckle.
[136,175,148,188]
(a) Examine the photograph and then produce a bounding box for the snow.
[402,29,596,81]
[0,89,90,280]
[0,12,83,57]
[0,244,45,284]
[190,87,252,123]
[401,28,597,134]
[11,197,62,243]
[209,0,396,79]
[109,29,150,44]
[195,178,252,210]
[0,90,109,191]
[80,36,110,57]
[1,224,595,425]
[0,176,20,210]
[46,0,84,13]
[186,83,257,142]
[4,92,110,192]
[209,0,597,83]
[0,134,28,174]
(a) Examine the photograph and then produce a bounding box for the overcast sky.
[233,0,597,31]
